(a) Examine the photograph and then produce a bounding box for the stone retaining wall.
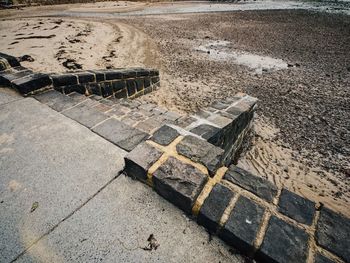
[124,130,349,263]
[50,68,160,99]
[0,52,159,99]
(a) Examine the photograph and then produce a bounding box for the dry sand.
[0,1,349,217]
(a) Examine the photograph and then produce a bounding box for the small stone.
[256,216,309,263]
[124,142,163,182]
[220,196,265,255]
[198,183,235,233]
[316,207,350,262]
[176,135,224,176]
[151,125,180,146]
[278,188,316,225]
[224,166,278,202]
[153,156,208,214]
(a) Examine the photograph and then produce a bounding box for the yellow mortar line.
[315,245,345,263]
[192,167,228,216]
[221,179,313,232]
[307,209,321,263]
[146,136,185,187]
[219,190,241,228]
[253,210,272,252]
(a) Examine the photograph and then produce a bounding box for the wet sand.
[0,1,349,217]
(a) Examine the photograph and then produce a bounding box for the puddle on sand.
[196,40,289,74]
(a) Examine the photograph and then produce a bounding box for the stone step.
[0,52,21,71]
[123,130,349,263]
[34,90,151,152]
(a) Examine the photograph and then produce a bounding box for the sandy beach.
[0,1,349,217]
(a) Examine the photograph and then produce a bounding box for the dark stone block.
[143,86,152,95]
[176,135,224,176]
[118,69,136,79]
[224,166,277,202]
[149,69,159,76]
[63,84,86,95]
[0,69,33,86]
[51,74,78,87]
[144,77,151,88]
[126,79,136,96]
[190,124,221,141]
[105,70,123,80]
[88,70,105,82]
[34,90,79,112]
[124,142,163,182]
[62,103,108,128]
[151,125,180,146]
[135,78,144,92]
[0,52,21,67]
[219,196,264,254]
[314,253,335,263]
[114,88,127,99]
[88,83,102,96]
[198,183,235,233]
[100,82,113,97]
[151,76,160,87]
[278,188,315,225]
[12,73,52,95]
[92,118,149,151]
[153,156,208,214]
[112,80,125,92]
[76,72,95,84]
[135,68,150,77]
[316,207,350,262]
[256,216,309,263]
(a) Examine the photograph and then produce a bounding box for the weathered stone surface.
[220,196,264,254]
[151,125,180,146]
[211,101,230,110]
[88,70,105,82]
[51,74,78,87]
[176,135,224,176]
[153,156,208,214]
[198,183,235,233]
[163,111,182,122]
[120,69,137,78]
[0,52,20,67]
[62,103,107,128]
[112,80,125,92]
[126,79,136,96]
[135,68,150,77]
[316,207,350,262]
[76,72,95,83]
[34,90,79,112]
[114,89,127,99]
[190,124,221,140]
[12,73,52,95]
[224,166,277,202]
[105,70,123,80]
[124,142,163,182]
[206,114,232,128]
[314,253,335,263]
[135,78,144,92]
[87,83,102,96]
[278,188,315,225]
[92,118,149,151]
[100,82,113,97]
[63,84,86,95]
[0,69,33,85]
[256,216,309,263]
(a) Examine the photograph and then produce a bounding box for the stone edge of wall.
[124,128,349,263]
[0,52,160,99]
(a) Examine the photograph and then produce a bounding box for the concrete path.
[0,89,243,263]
